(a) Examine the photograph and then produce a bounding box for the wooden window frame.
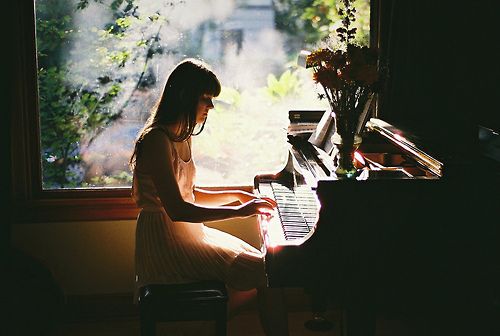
[10,0,381,223]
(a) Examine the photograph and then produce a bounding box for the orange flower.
[329,50,347,69]
[306,48,335,67]
[306,0,384,117]
[343,63,378,85]
[313,67,343,90]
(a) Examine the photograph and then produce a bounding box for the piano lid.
[366,118,444,177]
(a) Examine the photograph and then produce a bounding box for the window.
[12,0,373,222]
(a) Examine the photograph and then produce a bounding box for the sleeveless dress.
[132,129,266,301]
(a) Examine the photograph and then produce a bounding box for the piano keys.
[258,181,318,243]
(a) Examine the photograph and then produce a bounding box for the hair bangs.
[196,71,221,98]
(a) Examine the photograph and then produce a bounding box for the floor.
[49,288,420,336]
[53,309,421,336]
[54,311,330,336]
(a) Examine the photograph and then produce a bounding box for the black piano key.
[282,218,308,225]
[281,218,307,223]
[282,219,311,227]
[285,233,308,240]
[279,212,308,218]
[281,221,309,227]
[284,226,311,234]
[282,221,308,226]
[282,223,309,229]
[282,224,308,228]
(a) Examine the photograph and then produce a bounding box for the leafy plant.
[264,70,301,101]
[274,0,369,53]
[36,0,180,188]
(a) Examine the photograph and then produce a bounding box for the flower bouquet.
[305,0,382,177]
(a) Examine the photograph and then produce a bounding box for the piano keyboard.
[258,182,319,242]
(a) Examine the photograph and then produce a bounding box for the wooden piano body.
[254,117,498,336]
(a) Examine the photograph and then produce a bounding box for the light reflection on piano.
[258,181,319,250]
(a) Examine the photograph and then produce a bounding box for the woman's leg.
[226,287,258,320]
[226,286,289,335]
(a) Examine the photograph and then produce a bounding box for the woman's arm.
[193,188,257,206]
[140,130,274,222]
[194,187,277,209]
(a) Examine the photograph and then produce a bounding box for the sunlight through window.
[35,0,369,188]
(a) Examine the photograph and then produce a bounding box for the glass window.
[35,0,370,189]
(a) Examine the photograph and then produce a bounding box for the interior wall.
[11,220,137,296]
[10,216,262,296]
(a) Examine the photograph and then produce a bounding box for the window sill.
[14,185,254,223]
[15,196,139,223]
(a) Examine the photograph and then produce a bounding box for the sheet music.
[308,110,336,154]
[356,93,375,134]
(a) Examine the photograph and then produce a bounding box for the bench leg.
[214,302,227,336]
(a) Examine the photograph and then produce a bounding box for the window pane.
[35,0,369,189]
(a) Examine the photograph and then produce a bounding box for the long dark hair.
[130,58,221,169]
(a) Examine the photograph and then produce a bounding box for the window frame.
[11,0,151,222]
[11,0,381,223]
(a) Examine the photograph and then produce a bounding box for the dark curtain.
[376,2,500,334]
[1,4,65,336]
[1,0,15,257]
[377,1,499,165]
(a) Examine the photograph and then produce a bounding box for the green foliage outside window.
[265,70,302,101]
[36,0,171,188]
[274,0,369,54]
[35,0,369,188]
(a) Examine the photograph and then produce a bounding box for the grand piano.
[255,116,498,335]
[253,2,499,335]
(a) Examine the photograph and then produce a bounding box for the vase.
[331,112,362,178]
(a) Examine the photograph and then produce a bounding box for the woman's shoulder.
[141,126,174,149]
[144,125,170,140]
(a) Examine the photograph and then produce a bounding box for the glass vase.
[331,112,362,178]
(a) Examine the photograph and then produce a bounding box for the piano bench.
[138,281,228,336]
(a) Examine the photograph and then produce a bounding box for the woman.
[130,58,288,335]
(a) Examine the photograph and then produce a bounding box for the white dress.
[132,128,266,301]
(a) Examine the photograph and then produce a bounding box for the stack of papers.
[287,110,325,136]
[288,122,318,135]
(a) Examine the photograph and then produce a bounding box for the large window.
[35,0,370,189]
[11,0,371,221]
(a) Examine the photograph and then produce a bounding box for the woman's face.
[196,93,215,124]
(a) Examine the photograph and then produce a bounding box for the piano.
[254,116,499,336]
[250,1,500,333]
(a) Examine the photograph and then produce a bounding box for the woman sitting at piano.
[129,58,289,335]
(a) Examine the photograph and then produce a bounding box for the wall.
[11,216,262,296]
[12,220,137,296]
